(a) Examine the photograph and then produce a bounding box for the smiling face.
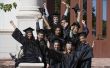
[54,42,60,51]
[37,33,44,40]
[66,43,72,51]
[26,32,33,39]
[61,20,68,28]
[72,26,79,34]
[55,27,61,36]
[53,16,59,23]
[79,35,86,43]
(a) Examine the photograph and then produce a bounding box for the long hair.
[64,41,75,54]
[25,32,35,41]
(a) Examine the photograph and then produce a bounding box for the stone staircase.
[0,59,14,68]
[92,58,110,68]
[1,58,110,68]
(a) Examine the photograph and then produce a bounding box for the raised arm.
[43,3,49,17]
[82,20,89,36]
[10,20,17,30]
[62,1,70,17]
[10,20,25,45]
[77,11,81,23]
[42,15,51,29]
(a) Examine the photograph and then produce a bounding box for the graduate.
[43,1,70,33]
[42,2,60,32]
[35,29,48,68]
[72,32,93,68]
[10,21,43,68]
[46,41,76,68]
[46,39,93,68]
[62,41,76,68]
[60,17,70,41]
[47,40,62,68]
[69,20,89,47]
[48,26,65,48]
[35,7,50,32]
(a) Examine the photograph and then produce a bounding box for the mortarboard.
[38,8,45,15]
[23,27,34,33]
[72,3,80,15]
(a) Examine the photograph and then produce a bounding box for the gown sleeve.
[47,49,64,62]
[80,58,92,68]
[80,46,93,68]
[12,28,25,45]
[82,24,89,37]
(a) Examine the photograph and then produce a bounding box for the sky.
[93,0,107,20]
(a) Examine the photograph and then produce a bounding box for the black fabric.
[36,39,47,67]
[12,28,43,67]
[46,42,93,68]
[71,43,93,68]
[62,26,70,40]
[48,51,63,68]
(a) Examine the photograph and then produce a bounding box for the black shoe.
[9,53,16,60]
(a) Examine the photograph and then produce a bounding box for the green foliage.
[13,2,17,9]
[0,2,17,12]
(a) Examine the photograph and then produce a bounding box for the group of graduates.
[10,1,93,68]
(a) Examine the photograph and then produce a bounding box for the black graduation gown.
[70,43,93,68]
[46,43,93,68]
[36,39,48,67]
[46,49,75,68]
[49,21,61,33]
[47,50,63,68]
[46,29,65,48]
[12,28,42,66]
[61,51,75,68]
[62,26,70,41]
[70,25,89,46]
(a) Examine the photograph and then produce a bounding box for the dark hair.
[54,26,63,36]
[37,29,45,35]
[53,39,61,45]
[61,15,68,22]
[79,32,87,38]
[25,32,35,41]
[66,40,75,46]
[64,41,75,54]
[71,22,80,28]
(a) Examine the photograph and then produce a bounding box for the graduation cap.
[23,27,34,33]
[72,3,80,15]
[38,8,45,15]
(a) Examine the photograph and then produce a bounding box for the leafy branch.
[0,2,17,12]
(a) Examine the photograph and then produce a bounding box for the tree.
[0,2,17,12]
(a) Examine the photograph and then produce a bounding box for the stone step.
[92,58,110,68]
[1,58,110,68]
[18,63,44,68]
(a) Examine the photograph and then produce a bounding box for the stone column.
[16,0,44,35]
